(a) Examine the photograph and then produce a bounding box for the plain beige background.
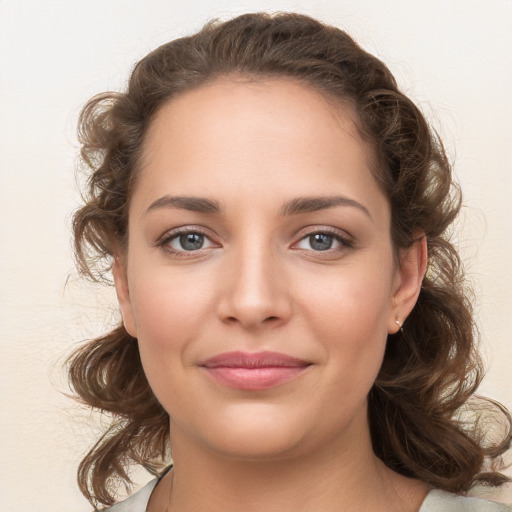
[1,0,511,510]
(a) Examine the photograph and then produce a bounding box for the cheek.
[127,267,214,381]
[301,261,394,335]
[299,263,394,387]
[126,279,206,418]
[129,258,214,334]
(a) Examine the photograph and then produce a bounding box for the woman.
[68,12,512,512]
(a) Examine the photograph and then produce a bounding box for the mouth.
[199,351,312,391]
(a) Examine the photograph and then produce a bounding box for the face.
[115,78,424,461]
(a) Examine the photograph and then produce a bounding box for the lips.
[199,351,311,390]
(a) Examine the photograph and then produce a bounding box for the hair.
[68,11,511,508]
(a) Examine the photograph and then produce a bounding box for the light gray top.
[104,479,512,512]
[420,490,511,511]
[105,478,158,511]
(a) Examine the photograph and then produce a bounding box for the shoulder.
[101,478,158,512]
[419,490,512,512]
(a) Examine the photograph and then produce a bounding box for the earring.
[395,318,404,332]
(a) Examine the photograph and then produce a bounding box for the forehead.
[143,77,369,165]
[134,78,386,217]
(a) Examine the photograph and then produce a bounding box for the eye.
[294,230,352,252]
[159,229,218,255]
[173,232,208,251]
[302,233,335,251]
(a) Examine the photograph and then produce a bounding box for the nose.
[216,242,293,330]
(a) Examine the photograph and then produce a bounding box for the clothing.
[104,478,158,512]
[104,479,512,512]
[419,490,511,511]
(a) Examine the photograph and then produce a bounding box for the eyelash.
[157,227,217,257]
[292,227,354,253]
[156,226,354,257]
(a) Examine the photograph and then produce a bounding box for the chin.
[195,405,309,460]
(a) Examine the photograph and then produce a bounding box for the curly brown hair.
[68,11,511,508]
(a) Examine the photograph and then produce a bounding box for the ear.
[112,255,138,337]
[388,235,428,334]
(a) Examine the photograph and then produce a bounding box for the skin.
[113,78,428,511]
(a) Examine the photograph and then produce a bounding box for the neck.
[150,416,428,512]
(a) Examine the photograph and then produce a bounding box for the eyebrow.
[280,196,372,219]
[145,194,371,219]
[146,195,222,215]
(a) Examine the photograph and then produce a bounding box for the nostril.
[223,315,281,326]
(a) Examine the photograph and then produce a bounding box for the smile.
[199,351,312,391]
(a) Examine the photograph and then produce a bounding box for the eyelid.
[154,224,354,257]
[291,226,354,251]
[156,225,209,244]
[156,225,221,255]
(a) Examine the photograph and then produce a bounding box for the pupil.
[180,233,204,250]
[310,233,333,251]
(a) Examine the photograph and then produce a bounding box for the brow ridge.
[146,195,222,214]
[280,196,372,218]
[145,194,371,219]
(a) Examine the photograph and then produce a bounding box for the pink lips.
[200,351,311,390]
